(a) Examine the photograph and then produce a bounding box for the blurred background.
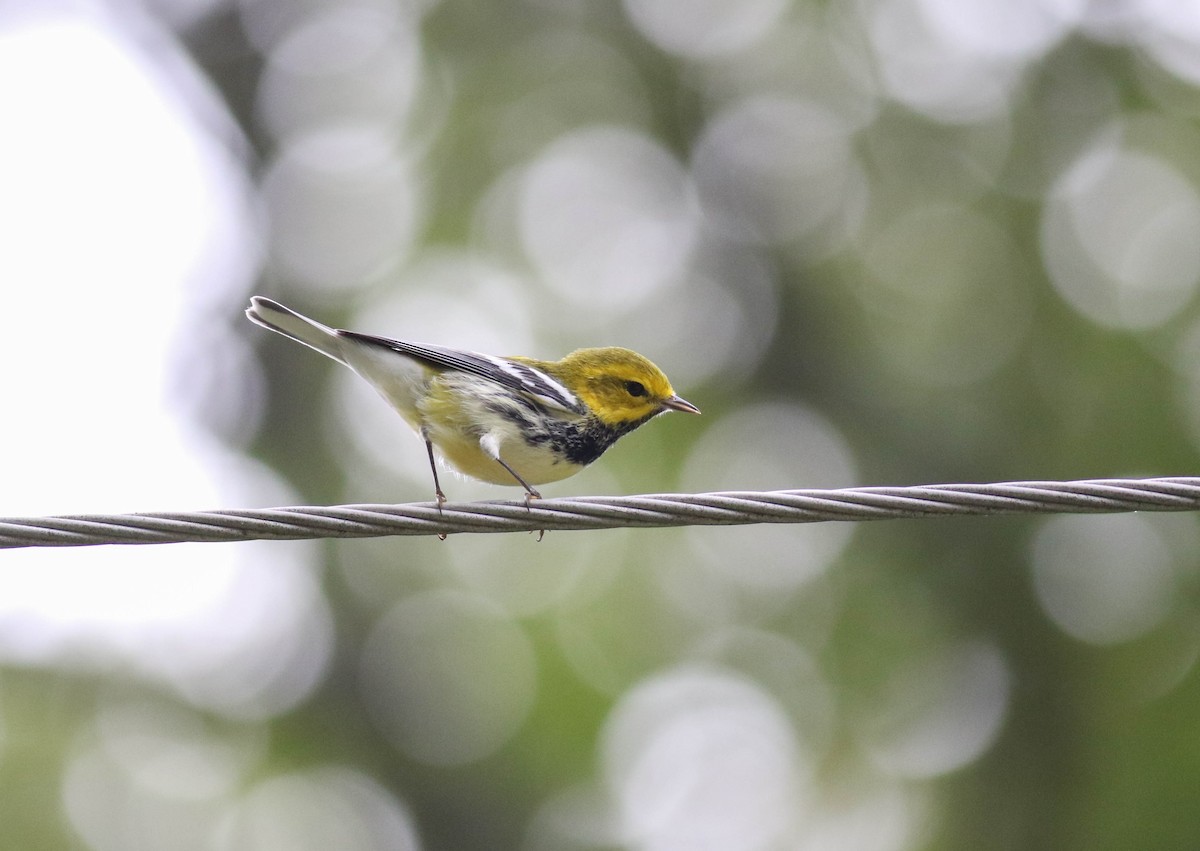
[3,0,1200,847]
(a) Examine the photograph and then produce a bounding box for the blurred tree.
[4,0,1200,849]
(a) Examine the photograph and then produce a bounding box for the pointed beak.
[661,394,701,415]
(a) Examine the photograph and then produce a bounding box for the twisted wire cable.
[3,477,1200,549]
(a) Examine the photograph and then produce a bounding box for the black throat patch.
[485,396,653,466]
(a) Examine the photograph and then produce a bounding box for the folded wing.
[337,331,586,416]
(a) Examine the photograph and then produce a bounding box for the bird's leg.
[493,456,545,541]
[425,438,448,541]
[493,456,542,501]
[425,439,447,504]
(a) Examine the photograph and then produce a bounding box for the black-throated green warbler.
[246,297,700,502]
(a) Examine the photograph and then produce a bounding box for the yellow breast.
[430,429,583,486]
[417,377,588,487]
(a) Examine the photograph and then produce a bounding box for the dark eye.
[625,380,647,397]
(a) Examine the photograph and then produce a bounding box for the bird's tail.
[245,296,346,364]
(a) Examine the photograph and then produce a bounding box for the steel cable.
[3,476,1200,549]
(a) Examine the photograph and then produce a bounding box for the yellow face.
[553,347,681,427]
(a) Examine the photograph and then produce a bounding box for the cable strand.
[3,476,1200,549]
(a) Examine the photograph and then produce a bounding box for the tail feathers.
[246,296,345,363]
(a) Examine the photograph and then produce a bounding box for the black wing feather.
[337,330,584,414]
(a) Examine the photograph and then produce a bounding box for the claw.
[523,490,545,540]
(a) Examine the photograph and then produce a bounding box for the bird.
[245,296,700,504]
